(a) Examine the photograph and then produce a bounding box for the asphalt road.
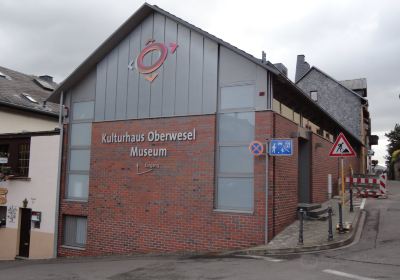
[1,181,399,280]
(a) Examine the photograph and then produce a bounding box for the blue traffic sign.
[269,139,293,156]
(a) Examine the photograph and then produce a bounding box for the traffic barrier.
[345,174,387,199]
[379,174,387,197]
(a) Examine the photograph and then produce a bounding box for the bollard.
[298,208,304,245]
[338,202,344,234]
[328,206,333,241]
[349,186,354,212]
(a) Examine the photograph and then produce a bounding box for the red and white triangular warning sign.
[329,132,356,157]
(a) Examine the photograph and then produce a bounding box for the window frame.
[0,138,31,178]
[310,90,318,102]
[62,215,88,248]
[65,101,94,201]
[215,84,256,212]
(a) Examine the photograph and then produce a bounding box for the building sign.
[269,139,293,156]
[0,188,8,205]
[101,128,196,158]
[128,39,178,83]
[0,157,8,164]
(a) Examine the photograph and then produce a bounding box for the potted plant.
[0,165,12,182]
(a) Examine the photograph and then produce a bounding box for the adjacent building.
[0,66,60,260]
[295,55,378,174]
[47,4,365,256]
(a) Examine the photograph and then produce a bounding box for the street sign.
[269,139,293,156]
[329,132,356,157]
[249,141,264,156]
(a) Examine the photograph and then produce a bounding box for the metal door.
[298,138,311,203]
[18,208,31,258]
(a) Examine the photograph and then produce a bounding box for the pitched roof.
[47,3,279,102]
[45,3,363,146]
[340,78,367,91]
[0,66,59,117]
[296,66,368,103]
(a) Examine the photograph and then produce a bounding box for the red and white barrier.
[345,174,388,198]
[345,177,378,184]
[379,174,387,196]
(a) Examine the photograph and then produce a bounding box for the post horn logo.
[128,39,178,83]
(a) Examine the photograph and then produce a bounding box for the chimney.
[273,63,288,76]
[39,75,53,83]
[261,51,267,63]
[295,55,310,83]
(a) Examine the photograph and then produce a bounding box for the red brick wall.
[271,114,299,236]
[311,133,339,203]
[58,115,269,257]
[57,111,363,257]
[254,111,273,241]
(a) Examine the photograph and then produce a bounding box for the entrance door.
[18,208,31,258]
[298,138,311,203]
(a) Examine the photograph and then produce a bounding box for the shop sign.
[0,188,8,205]
[0,157,8,164]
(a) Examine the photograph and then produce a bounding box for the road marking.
[360,198,366,210]
[323,269,376,280]
[234,254,282,262]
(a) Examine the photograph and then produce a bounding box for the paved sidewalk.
[234,196,364,255]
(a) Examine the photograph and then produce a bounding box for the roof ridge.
[300,66,367,102]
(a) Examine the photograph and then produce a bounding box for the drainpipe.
[272,113,276,237]
[53,91,64,258]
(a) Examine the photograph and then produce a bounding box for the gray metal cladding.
[137,15,153,119]
[71,70,96,102]
[218,46,270,111]
[93,12,219,121]
[126,28,141,119]
[95,58,107,121]
[115,37,130,120]
[105,48,118,120]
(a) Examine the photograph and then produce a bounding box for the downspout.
[272,113,276,237]
[53,91,64,258]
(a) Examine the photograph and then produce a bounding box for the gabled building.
[295,55,377,173]
[47,3,365,256]
[0,66,60,260]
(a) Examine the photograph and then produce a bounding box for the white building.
[0,66,60,260]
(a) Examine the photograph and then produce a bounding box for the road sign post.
[248,140,268,244]
[329,132,356,207]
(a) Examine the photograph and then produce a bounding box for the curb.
[224,209,366,256]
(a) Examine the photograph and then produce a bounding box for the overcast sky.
[1,0,399,165]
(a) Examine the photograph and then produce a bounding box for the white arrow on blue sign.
[269,139,293,156]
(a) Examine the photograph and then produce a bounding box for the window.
[216,85,255,212]
[310,91,318,102]
[63,216,87,248]
[0,71,12,80]
[70,123,92,146]
[0,206,6,227]
[66,102,94,201]
[21,93,39,104]
[0,138,30,177]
